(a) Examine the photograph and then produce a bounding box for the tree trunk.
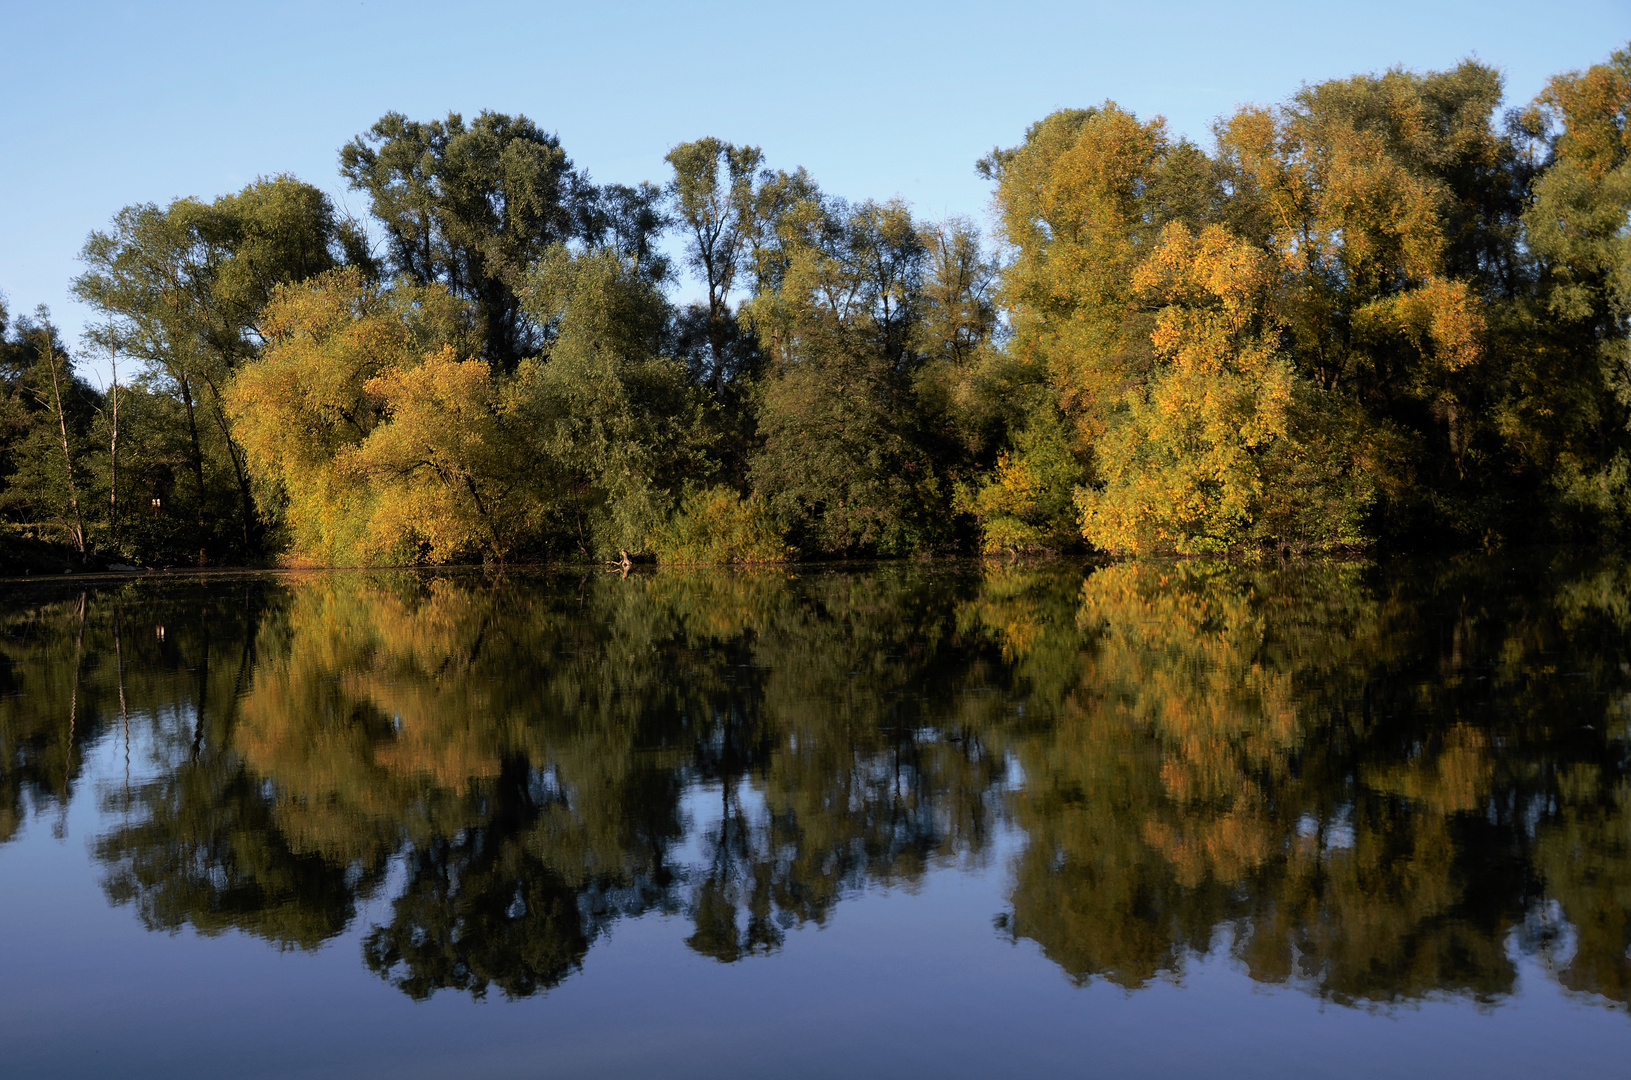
[69,593,86,749]
[203,376,256,555]
[177,373,209,564]
[43,342,87,558]
[108,340,120,549]
[192,614,212,761]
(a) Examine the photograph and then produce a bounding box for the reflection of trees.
[88,583,382,949]
[98,761,372,948]
[1529,561,1631,1005]
[981,558,1631,1008]
[0,580,378,949]
[0,581,274,846]
[673,570,1011,961]
[0,593,97,843]
[4,556,1628,1008]
[363,756,608,999]
[69,568,1016,991]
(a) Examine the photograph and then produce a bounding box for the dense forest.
[2,46,1628,567]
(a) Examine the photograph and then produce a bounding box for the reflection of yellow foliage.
[1077,562,1306,782]
[994,612,1042,662]
[1367,724,1492,814]
[1005,558,1518,1001]
[641,568,795,640]
[1143,808,1274,889]
[233,578,522,862]
[35,554,1631,1009]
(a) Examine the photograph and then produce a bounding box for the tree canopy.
[5,47,1631,569]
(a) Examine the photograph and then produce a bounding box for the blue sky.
[3,0,1627,380]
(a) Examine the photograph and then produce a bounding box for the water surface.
[1,558,1628,1077]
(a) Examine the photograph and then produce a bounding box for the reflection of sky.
[1295,810,1355,851]
[5,559,1631,1075]
[0,712,1625,1077]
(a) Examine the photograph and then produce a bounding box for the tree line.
[3,46,1629,566]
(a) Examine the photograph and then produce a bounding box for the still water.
[1,557,1628,1078]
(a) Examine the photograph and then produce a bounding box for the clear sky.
[3,0,1627,380]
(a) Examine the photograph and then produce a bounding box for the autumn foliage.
[8,47,1631,566]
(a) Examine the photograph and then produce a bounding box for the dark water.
[1,557,1629,1078]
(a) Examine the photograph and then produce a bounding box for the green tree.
[1520,46,1631,531]
[665,138,765,395]
[75,175,363,562]
[340,110,584,373]
[512,245,697,558]
[747,197,952,554]
[0,305,102,558]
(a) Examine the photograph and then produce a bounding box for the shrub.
[649,486,790,565]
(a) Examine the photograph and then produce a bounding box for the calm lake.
[2,557,1629,1077]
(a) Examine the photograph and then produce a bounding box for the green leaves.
[341,111,581,373]
[513,245,694,557]
[73,175,361,561]
[17,46,1631,569]
[745,195,963,555]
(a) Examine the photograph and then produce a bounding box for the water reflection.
[1,558,1628,1008]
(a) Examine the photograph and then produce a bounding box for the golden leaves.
[1352,274,1484,376]
[1544,50,1631,180]
[1389,276,1484,371]
[342,347,506,564]
[227,272,523,566]
[1079,224,1295,554]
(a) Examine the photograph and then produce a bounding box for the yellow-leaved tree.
[1211,64,1496,539]
[965,104,1218,552]
[1077,225,1372,554]
[227,269,453,562]
[340,346,534,562]
[226,268,538,564]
